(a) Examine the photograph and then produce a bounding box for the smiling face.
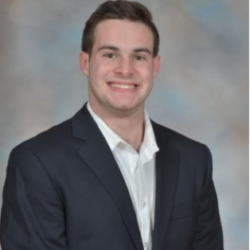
[79,19,160,118]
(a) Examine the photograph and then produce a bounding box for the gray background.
[0,0,248,249]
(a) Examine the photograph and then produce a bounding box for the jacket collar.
[71,103,97,141]
[151,121,180,250]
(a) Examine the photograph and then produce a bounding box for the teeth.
[109,83,136,89]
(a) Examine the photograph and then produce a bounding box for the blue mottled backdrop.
[0,0,248,249]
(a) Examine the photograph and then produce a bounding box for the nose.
[114,57,134,77]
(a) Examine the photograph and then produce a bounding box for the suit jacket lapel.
[152,122,180,250]
[72,104,144,250]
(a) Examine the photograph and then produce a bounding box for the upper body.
[0,1,223,249]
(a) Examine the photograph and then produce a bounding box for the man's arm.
[193,146,224,250]
[0,145,69,250]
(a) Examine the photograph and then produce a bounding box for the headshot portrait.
[0,0,248,250]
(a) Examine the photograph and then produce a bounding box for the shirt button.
[142,202,146,207]
[143,242,148,248]
[131,162,136,169]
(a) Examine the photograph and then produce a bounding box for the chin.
[113,105,131,111]
[111,103,142,113]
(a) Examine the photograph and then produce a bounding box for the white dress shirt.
[87,103,159,250]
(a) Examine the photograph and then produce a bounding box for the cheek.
[138,66,154,82]
[91,61,114,82]
[89,62,115,93]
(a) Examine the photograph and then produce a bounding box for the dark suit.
[0,104,223,250]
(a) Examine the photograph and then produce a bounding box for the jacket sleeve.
[0,145,69,250]
[192,146,224,250]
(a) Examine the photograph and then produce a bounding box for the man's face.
[80,19,160,116]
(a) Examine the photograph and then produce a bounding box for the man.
[0,1,223,249]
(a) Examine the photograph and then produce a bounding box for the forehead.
[93,19,154,52]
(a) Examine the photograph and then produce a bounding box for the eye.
[104,53,116,59]
[134,55,146,61]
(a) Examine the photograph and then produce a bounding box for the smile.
[109,83,137,89]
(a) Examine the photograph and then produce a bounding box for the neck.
[89,102,145,152]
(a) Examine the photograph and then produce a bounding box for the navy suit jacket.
[0,104,223,250]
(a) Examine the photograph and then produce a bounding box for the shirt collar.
[87,103,122,151]
[87,102,159,154]
[140,111,159,155]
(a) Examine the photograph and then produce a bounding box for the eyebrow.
[97,45,152,55]
[98,45,119,52]
[133,47,151,55]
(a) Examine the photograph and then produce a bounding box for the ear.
[153,55,160,78]
[79,51,90,76]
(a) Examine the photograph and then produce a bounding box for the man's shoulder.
[11,117,77,160]
[151,120,208,155]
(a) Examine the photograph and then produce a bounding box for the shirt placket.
[139,157,151,250]
[130,157,150,250]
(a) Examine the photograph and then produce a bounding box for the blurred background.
[0,0,248,249]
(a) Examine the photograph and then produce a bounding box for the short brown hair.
[81,0,160,57]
